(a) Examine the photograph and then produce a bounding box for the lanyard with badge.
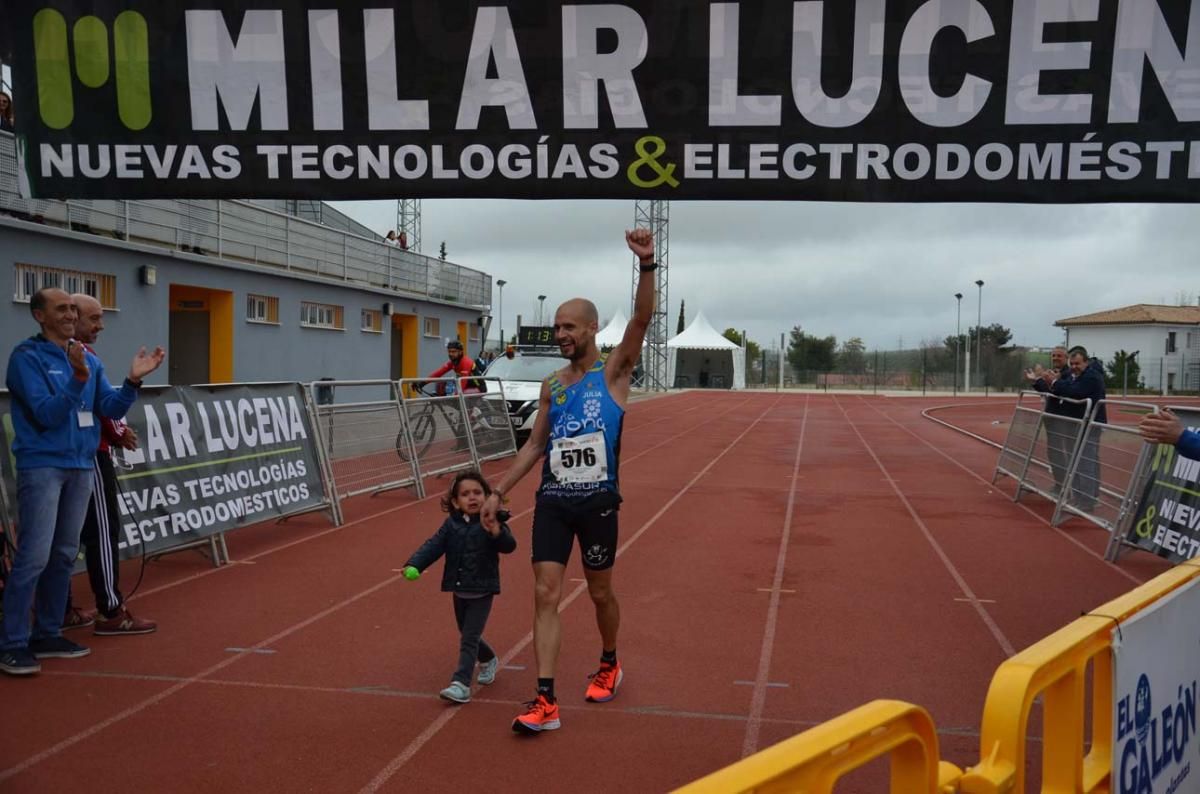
[69,341,94,428]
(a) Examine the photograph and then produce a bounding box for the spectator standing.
[61,294,157,636]
[1,288,163,675]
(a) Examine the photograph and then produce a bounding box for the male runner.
[482,227,656,734]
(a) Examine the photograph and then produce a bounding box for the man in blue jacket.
[1,288,164,675]
[1031,346,1107,511]
[1139,409,1200,461]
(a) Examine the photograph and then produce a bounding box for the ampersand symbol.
[1134,505,1156,538]
[627,136,680,189]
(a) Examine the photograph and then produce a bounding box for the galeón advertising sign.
[10,0,1200,201]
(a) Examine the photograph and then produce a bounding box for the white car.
[482,353,564,442]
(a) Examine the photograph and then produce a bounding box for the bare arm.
[481,378,553,530]
[607,228,656,399]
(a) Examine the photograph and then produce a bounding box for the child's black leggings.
[452,594,496,684]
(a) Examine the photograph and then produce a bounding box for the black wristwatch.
[125,377,143,389]
[639,261,658,273]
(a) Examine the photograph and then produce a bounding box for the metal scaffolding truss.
[633,200,669,392]
[396,199,422,252]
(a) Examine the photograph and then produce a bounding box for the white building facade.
[1057,305,1200,394]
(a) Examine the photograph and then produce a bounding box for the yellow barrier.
[672,700,963,793]
[675,562,1200,793]
[959,561,1200,794]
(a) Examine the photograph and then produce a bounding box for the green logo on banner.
[34,8,151,130]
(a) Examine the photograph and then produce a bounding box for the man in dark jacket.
[1031,346,1107,510]
[1025,346,1072,492]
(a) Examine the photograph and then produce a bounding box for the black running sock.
[601,649,617,666]
[537,678,555,701]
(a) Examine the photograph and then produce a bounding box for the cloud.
[330,199,1200,351]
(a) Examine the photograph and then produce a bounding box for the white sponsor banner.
[1112,575,1200,794]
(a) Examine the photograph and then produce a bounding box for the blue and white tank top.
[538,357,624,501]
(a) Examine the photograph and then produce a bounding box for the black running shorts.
[531,495,620,571]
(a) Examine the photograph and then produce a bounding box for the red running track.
[0,392,1172,793]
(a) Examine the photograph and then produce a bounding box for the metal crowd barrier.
[993,391,1092,505]
[1052,400,1158,543]
[307,380,425,501]
[396,376,480,487]
[460,378,520,464]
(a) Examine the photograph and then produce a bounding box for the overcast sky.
[331,199,1199,352]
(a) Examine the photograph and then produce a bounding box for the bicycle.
[395,380,510,464]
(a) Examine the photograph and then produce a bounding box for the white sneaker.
[439,681,471,703]
[477,657,499,685]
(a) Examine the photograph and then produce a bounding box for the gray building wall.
[1,220,486,388]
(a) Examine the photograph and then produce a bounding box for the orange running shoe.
[512,694,561,734]
[585,661,623,702]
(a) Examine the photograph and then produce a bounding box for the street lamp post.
[954,293,963,396]
[537,294,547,326]
[975,279,984,391]
[496,279,506,348]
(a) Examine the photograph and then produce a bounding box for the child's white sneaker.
[477,657,499,685]
[439,681,471,703]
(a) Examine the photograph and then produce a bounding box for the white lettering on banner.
[120,482,312,549]
[186,11,289,131]
[1109,0,1200,124]
[165,402,198,459]
[1112,578,1200,794]
[125,396,308,464]
[308,10,344,131]
[1173,453,1200,484]
[363,9,430,131]
[897,0,995,128]
[39,144,241,180]
[561,5,649,129]
[457,7,536,130]
[709,3,781,127]
[1006,0,1100,125]
[791,0,886,128]
[138,2,1194,138]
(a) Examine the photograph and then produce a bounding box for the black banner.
[1126,407,1200,564]
[10,0,1200,202]
[108,383,329,559]
[0,384,329,562]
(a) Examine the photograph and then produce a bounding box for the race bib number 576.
[550,431,607,484]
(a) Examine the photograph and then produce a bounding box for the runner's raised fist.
[626,228,654,263]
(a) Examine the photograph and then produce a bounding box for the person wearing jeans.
[1,287,163,676]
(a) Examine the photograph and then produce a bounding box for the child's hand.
[402,566,420,581]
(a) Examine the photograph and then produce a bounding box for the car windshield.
[484,355,563,381]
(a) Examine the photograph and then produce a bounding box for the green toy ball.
[403,566,420,581]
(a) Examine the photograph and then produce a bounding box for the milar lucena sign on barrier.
[9,0,1200,202]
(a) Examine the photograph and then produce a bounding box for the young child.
[403,470,516,703]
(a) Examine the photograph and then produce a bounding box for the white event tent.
[595,310,628,348]
[666,312,745,389]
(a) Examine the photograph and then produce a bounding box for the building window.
[1167,331,1177,353]
[246,294,279,324]
[423,317,440,338]
[361,309,382,333]
[14,263,117,309]
[301,301,344,330]
[469,323,480,342]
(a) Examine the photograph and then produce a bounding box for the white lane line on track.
[866,397,1146,587]
[356,396,786,794]
[833,396,1017,659]
[0,393,712,783]
[741,395,810,758]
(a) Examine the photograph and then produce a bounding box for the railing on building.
[0,132,491,311]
